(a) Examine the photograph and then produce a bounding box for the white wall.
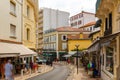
[43,8,70,31]
[0,0,22,42]
[70,12,96,28]
[83,13,95,26]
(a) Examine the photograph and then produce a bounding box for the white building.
[37,8,70,51]
[70,11,96,28]
[39,8,70,32]
[0,0,36,62]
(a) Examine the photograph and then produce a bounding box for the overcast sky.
[39,0,97,16]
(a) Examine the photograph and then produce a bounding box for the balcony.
[96,0,101,12]
[38,30,43,34]
[38,35,43,39]
[104,28,112,36]
[96,0,115,17]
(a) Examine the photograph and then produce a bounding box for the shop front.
[0,42,37,79]
[100,32,120,80]
[88,39,101,77]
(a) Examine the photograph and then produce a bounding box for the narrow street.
[27,64,70,80]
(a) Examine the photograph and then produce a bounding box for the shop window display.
[106,47,113,74]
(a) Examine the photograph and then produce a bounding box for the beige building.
[22,0,38,51]
[96,0,120,80]
[43,27,90,60]
[0,0,23,57]
[0,1,37,77]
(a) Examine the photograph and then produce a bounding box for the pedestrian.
[30,60,33,71]
[4,59,14,80]
[1,60,6,79]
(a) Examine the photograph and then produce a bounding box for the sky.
[39,0,97,16]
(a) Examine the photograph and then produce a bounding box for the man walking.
[4,59,14,80]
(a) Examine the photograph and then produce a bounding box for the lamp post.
[75,44,79,74]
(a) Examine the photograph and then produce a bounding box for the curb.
[15,66,54,80]
[26,66,54,80]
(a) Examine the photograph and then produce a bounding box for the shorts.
[5,75,14,80]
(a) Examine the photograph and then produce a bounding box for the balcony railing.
[96,0,101,12]
[104,28,112,36]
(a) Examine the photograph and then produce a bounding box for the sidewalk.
[15,64,53,80]
[67,64,101,80]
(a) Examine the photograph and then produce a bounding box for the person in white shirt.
[4,59,14,80]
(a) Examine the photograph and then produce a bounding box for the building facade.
[0,0,37,77]
[70,11,96,28]
[43,27,84,60]
[0,0,22,43]
[96,0,120,80]
[39,8,70,32]
[67,36,91,52]
[37,9,43,53]
[37,8,70,52]
[22,0,38,51]
[79,21,96,32]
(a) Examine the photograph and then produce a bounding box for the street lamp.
[75,44,79,74]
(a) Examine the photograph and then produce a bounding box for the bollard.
[21,69,24,78]
[30,68,32,76]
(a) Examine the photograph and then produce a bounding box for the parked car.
[36,58,47,64]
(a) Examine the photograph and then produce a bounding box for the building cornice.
[0,39,22,44]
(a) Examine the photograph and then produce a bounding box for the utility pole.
[75,44,79,74]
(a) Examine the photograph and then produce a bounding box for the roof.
[70,11,95,18]
[79,21,96,28]
[56,26,83,32]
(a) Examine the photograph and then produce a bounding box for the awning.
[94,19,102,28]
[99,32,120,47]
[88,40,100,53]
[0,53,19,58]
[63,54,72,57]
[0,42,20,57]
[0,42,37,57]
[63,51,76,58]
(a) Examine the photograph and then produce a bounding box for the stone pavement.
[15,64,53,80]
[67,64,101,80]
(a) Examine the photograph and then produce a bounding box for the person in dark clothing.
[93,68,98,78]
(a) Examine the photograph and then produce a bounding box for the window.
[90,27,92,31]
[27,5,30,17]
[62,35,67,41]
[53,43,56,50]
[26,28,30,40]
[102,54,104,65]
[10,1,16,15]
[105,18,108,30]
[78,20,82,25]
[10,24,16,37]
[62,43,67,50]
[106,47,114,74]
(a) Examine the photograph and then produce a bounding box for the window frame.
[10,24,16,38]
[27,5,30,17]
[10,1,16,16]
[105,46,114,74]
[62,43,67,50]
[26,28,30,40]
[61,35,67,41]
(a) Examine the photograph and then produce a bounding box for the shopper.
[4,59,14,80]
[1,60,6,79]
